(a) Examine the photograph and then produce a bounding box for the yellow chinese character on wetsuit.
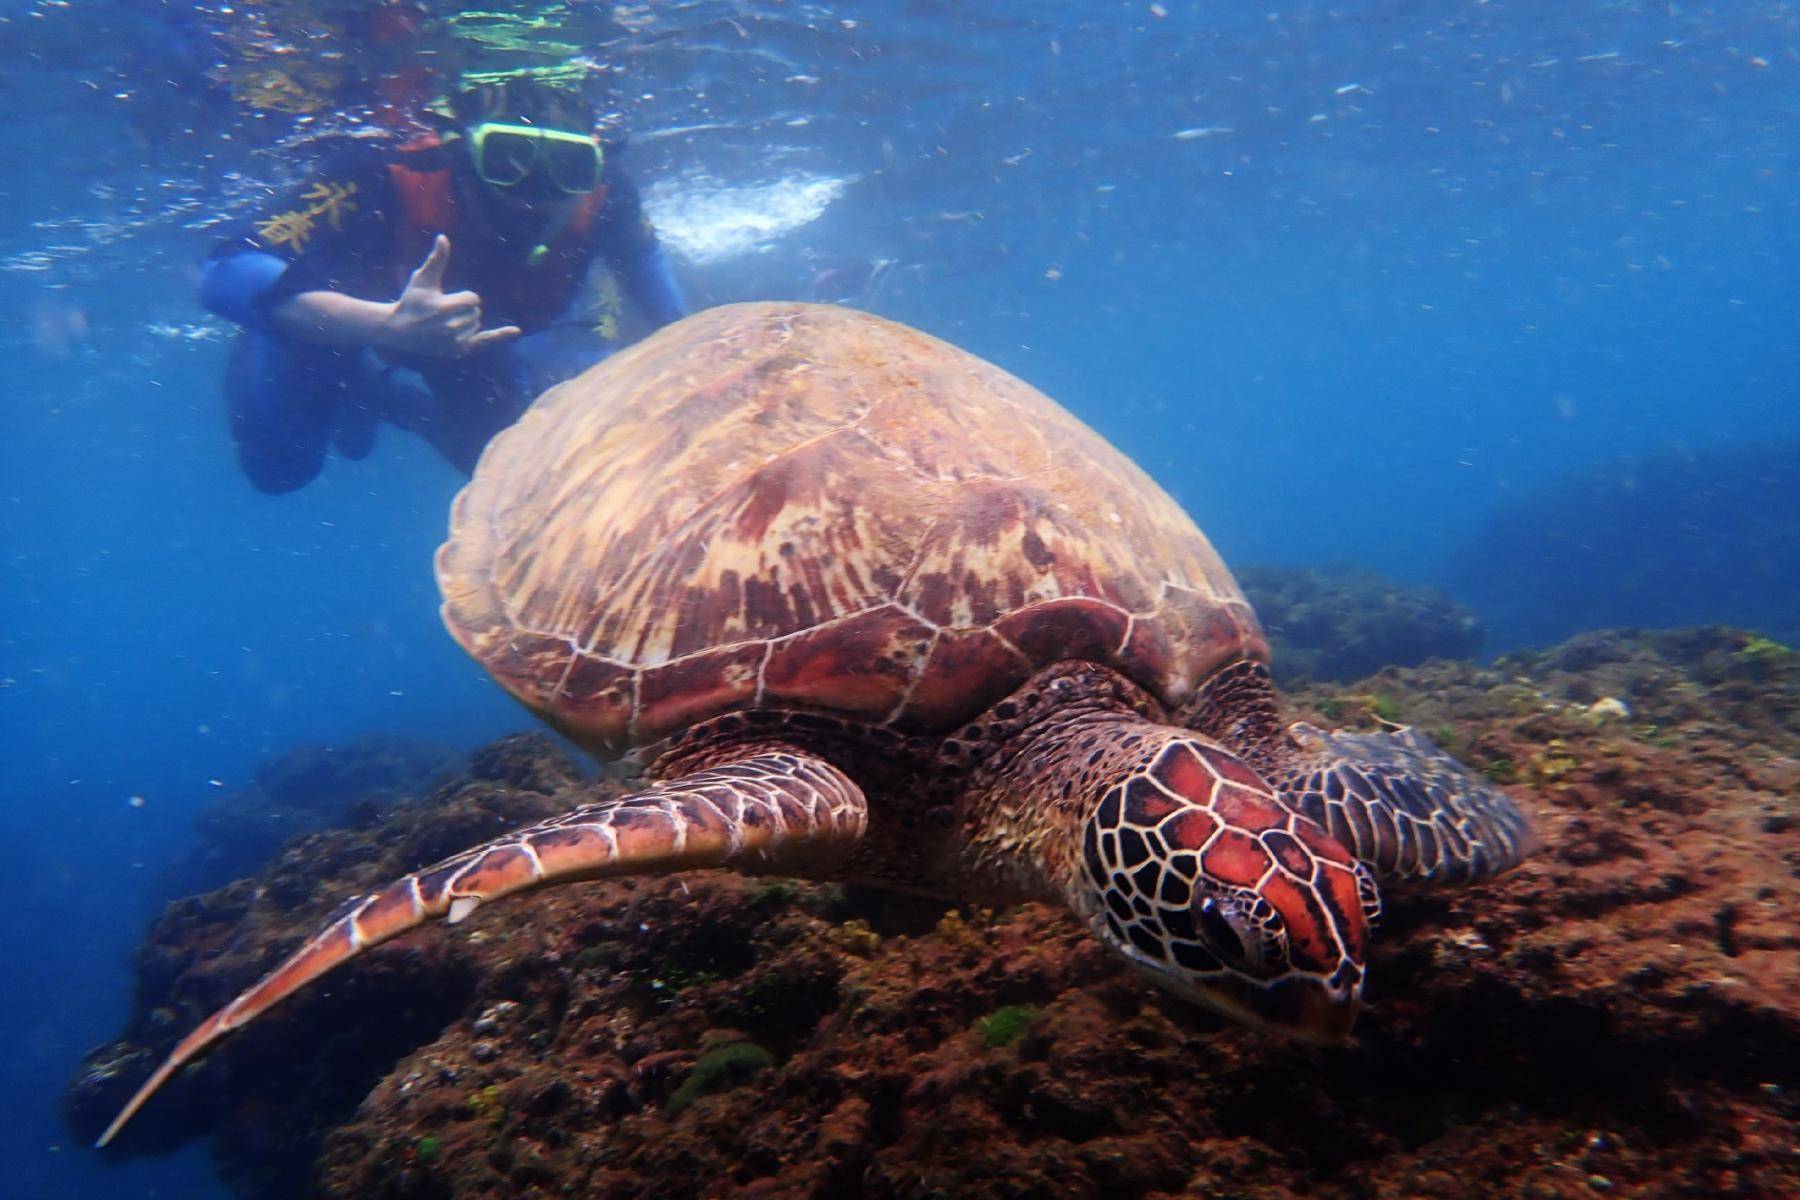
[255,180,360,251]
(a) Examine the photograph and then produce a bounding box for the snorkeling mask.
[466,121,604,195]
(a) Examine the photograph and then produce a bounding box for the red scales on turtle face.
[99,303,1535,1146]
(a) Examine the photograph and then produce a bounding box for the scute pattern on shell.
[438,302,1265,756]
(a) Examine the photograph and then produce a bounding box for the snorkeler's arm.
[272,237,522,357]
[202,149,390,335]
[205,149,518,356]
[266,290,402,345]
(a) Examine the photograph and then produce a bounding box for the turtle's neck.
[936,663,1172,908]
[1175,658,1286,775]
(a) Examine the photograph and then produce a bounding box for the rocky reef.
[68,629,1798,1199]
[1237,564,1485,683]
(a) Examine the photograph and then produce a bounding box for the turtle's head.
[1078,738,1380,1043]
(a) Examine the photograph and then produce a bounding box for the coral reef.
[167,734,461,897]
[69,632,1798,1199]
[1238,564,1485,683]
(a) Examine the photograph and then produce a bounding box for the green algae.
[668,1042,776,1116]
[977,1004,1040,1048]
[464,1083,505,1125]
[1736,635,1793,667]
[1480,757,1517,784]
[749,881,796,907]
[1366,693,1403,723]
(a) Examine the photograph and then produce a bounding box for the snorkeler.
[201,78,689,492]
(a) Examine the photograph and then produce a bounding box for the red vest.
[385,135,607,329]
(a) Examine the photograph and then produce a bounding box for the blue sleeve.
[199,249,292,333]
[596,166,689,329]
[622,241,689,329]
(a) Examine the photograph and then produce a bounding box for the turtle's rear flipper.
[1266,723,1535,887]
[96,746,867,1148]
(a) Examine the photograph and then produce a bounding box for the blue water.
[4,3,1798,1196]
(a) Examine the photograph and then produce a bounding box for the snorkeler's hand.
[380,236,522,358]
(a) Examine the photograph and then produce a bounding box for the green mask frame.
[466,121,604,194]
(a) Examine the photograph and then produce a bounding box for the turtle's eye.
[1196,897,1247,962]
[1195,892,1283,976]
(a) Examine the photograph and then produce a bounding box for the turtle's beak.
[1148,957,1363,1044]
[1263,964,1364,1044]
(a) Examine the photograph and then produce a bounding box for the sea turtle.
[100,302,1533,1145]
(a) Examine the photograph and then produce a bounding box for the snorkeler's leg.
[332,350,411,462]
[225,332,412,486]
[225,331,337,494]
[378,360,476,475]
[395,348,584,477]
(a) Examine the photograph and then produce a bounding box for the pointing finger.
[465,325,523,352]
[408,235,452,292]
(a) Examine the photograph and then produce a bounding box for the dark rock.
[1240,564,1485,683]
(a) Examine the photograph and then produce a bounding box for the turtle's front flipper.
[96,746,866,1148]
[1265,723,1536,887]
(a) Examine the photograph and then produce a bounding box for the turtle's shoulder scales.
[653,707,936,780]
